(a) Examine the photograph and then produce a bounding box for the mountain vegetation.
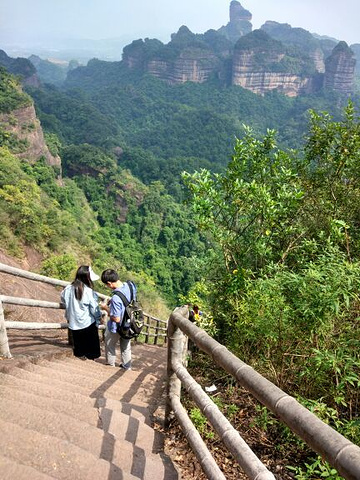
[183,102,360,477]
[1,3,360,475]
[28,55,80,87]
[0,68,205,317]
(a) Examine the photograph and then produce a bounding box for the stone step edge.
[0,393,162,455]
[0,417,140,480]
[0,454,57,480]
[0,348,73,374]
[0,414,167,479]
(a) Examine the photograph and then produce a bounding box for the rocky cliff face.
[231,29,356,96]
[324,41,356,94]
[147,48,220,84]
[231,30,318,96]
[121,3,356,97]
[232,70,315,97]
[0,104,61,168]
[122,27,222,85]
[350,43,360,74]
[309,48,325,73]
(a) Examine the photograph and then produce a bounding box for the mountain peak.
[230,1,252,23]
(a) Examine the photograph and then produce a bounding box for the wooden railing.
[166,305,360,480]
[4,262,359,479]
[0,262,167,358]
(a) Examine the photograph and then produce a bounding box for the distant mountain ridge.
[118,1,356,97]
[0,1,358,97]
[0,49,39,87]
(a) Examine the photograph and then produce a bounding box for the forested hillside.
[29,68,352,198]
[183,102,360,477]
[1,8,360,473]
[0,68,206,315]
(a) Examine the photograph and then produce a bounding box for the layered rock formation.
[324,41,356,94]
[232,71,315,97]
[120,2,356,97]
[309,48,326,74]
[147,48,219,84]
[350,43,360,74]
[123,27,221,84]
[231,30,319,96]
[0,104,61,168]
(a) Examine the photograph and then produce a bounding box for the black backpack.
[112,281,144,339]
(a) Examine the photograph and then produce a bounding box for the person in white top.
[61,265,101,360]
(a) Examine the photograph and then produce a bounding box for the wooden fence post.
[165,305,189,428]
[154,318,160,345]
[0,298,12,358]
[145,315,150,344]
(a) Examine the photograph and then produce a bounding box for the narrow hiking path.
[0,330,179,480]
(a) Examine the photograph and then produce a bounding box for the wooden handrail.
[0,262,107,299]
[0,295,64,309]
[0,263,168,356]
[166,306,360,480]
[0,263,168,327]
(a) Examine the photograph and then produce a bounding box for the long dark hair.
[72,265,93,300]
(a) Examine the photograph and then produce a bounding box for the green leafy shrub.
[40,254,78,281]
[0,67,32,113]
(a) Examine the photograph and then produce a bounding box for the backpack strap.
[113,290,128,306]
[111,290,128,330]
[127,281,135,301]
[112,281,135,308]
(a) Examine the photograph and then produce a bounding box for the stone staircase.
[0,342,179,480]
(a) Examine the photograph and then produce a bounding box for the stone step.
[0,396,170,479]
[101,407,163,453]
[0,455,56,480]
[22,354,168,415]
[0,383,99,425]
[0,347,178,479]
[0,370,98,408]
[0,394,161,458]
[103,404,158,442]
[55,343,167,373]
[54,354,168,408]
[4,364,142,405]
[96,396,151,424]
[0,417,138,480]
[0,370,148,423]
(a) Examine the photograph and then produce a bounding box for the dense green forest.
[1,45,360,476]
[0,67,207,315]
[29,64,350,199]
[184,103,360,477]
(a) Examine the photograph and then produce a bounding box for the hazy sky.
[1,0,359,46]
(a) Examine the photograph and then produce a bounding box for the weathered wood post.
[0,298,12,358]
[144,315,150,344]
[154,318,160,345]
[165,305,188,428]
